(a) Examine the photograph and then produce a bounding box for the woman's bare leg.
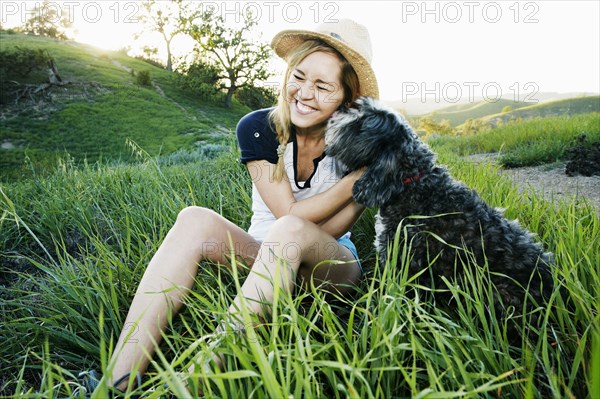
[227,215,362,326]
[109,206,259,390]
[184,215,361,395]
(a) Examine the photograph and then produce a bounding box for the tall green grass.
[1,138,598,397]
[430,113,600,167]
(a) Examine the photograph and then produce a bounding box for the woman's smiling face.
[286,51,345,132]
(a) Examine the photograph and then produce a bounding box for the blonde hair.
[268,40,361,181]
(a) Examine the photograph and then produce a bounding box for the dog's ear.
[352,152,403,207]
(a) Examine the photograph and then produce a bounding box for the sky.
[2,1,599,104]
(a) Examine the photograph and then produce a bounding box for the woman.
[79,18,379,394]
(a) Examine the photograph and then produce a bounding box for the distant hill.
[478,96,600,126]
[387,92,599,118]
[416,99,532,127]
[387,94,599,131]
[0,32,250,181]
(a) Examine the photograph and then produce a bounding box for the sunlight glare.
[71,19,137,52]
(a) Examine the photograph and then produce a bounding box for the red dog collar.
[402,174,422,184]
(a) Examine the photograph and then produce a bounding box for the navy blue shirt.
[236,108,280,165]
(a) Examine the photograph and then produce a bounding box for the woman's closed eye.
[293,73,333,91]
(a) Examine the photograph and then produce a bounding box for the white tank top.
[248,141,350,242]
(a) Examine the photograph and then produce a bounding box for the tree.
[141,45,160,63]
[235,85,278,110]
[176,59,222,100]
[20,0,72,40]
[137,0,189,71]
[185,10,272,108]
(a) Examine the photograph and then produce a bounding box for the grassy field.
[1,112,598,397]
[1,29,599,399]
[430,112,600,167]
[0,32,250,182]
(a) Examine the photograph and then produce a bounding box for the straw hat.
[271,19,379,99]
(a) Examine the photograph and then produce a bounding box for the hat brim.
[271,29,379,99]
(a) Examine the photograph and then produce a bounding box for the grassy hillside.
[1,113,598,397]
[479,95,600,125]
[388,92,596,116]
[417,96,599,128]
[421,98,532,126]
[0,32,250,181]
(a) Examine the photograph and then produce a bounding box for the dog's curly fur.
[325,97,555,333]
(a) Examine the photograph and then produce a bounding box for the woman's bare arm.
[318,201,366,239]
[247,159,363,225]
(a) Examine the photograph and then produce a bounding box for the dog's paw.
[352,177,381,208]
[352,167,403,207]
[351,179,369,206]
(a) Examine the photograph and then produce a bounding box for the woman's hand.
[315,167,367,237]
[345,166,367,184]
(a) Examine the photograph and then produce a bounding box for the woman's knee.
[268,215,310,237]
[174,206,246,264]
[264,215,315,250]
[176,206,219,229]
[174,207,224,250]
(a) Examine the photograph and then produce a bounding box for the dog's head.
[325,96,434,207]
[325,97,411,170]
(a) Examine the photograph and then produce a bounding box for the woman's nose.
[297,81,315,100]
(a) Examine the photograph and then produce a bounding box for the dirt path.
[467,154,600,211]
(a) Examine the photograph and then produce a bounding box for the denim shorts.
[337,234,363,275]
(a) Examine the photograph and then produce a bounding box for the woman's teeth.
[296,100,316,114]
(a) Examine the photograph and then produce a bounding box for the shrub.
[459,118,487,135]
[565,133,600,176]
[135,70,152,87]
[0,46,51,80]
[235,85,278,110]
[417,117,455,138]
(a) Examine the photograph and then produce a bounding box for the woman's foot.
[73,370,142,398]
[74,370,102,396]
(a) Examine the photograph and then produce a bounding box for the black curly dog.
[325,97,555,336]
